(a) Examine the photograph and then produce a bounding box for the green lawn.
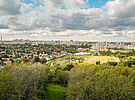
[46,83,66,100]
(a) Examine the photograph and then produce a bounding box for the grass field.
[84,56,120,64]
[46,84,66,100]
[47,55,121,66]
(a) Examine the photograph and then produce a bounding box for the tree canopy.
[66,65,135,100]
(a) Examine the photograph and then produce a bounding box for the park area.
[83,56,120,64]
[47,55,121,66]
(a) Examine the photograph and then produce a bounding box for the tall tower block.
[0,35,2,44]
[1,35,2,42]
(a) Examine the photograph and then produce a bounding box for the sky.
[0,0,135,42]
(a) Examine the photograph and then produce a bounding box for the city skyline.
[0,0,135,41]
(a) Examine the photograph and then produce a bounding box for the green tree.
[7,63,48,99]
[63,64,74,71]
[0,57,2,60]
[96,61,100,65]
[117,63,124,67]
[10,58,14,63]
[34,56,40,62]
[66,65,135,100]
[40,58,47,64]
[0,72,23,100]
[22,57,28,62]
[55,69,69,86]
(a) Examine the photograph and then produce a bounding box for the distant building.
[116,42,120,46]
[60,41,68,45]
[78,48,89,51]
[13,39,30,44]
[131,42,135,46]
[31,42,38,46]
[68,40,75,45]
[0,35,3,44]
[24,39,30,44]
[60,40,76,45]
[120,42,125,45]
[92,41,108,50]
[75,52,91,56]
[128,45,135,50]
[110,50,133,53]
[90,49,98,52]
[55,41,60,45]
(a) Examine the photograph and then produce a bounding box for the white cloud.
[0,0,21,15]
[64,0,87,9]
[0,0,135,41]
[106,0,135,18]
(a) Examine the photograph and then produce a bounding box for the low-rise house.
[3,60,12,65]
[90,49,98,52]
[90,49,108,52]
[45,57,51,60]
[94,52,100,56]
[51,62,54,66]
[29,59,34,63]
[78,48,89,51]
[33,54,38,57]
[128,45,135,50]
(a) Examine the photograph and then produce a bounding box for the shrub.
[96,61,100,65]
[63,64,74,71]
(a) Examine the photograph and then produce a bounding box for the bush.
[40,58,47,64]
[108,61,118,66]
[34,56,40,62]
[63,64,74,71]
[96,61,100,65]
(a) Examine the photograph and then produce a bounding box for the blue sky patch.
[85,0,114,8]
[20,0,44,8]
[60,5,67,10]
[20,0,34,4]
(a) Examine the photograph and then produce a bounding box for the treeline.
[102,61,135,68]
[100,51,135,57]
[0,63,135,100]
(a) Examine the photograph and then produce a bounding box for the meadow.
[84,56,120,64]
[47,55,120,66]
